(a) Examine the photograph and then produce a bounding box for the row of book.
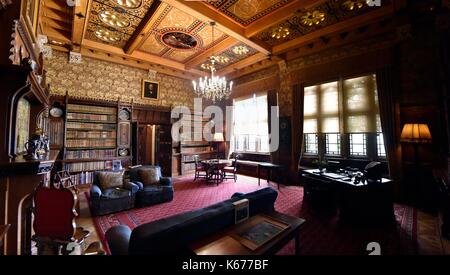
[66,130,117,139]
[67,112,117,123]
[66,139,116,148]
[49,120,64,147]
[65,149,116,159]
[67,104,117,115]
[64,160,113,173]
[66,122,116,131]
[69,171,95,185]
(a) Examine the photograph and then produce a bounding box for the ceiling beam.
[42,0,71,13]
[161,0,271,55]
[71,0,91,47]
[41,17,71,32]
[185,36,238,69]
[227,59,279,80]
[80,48,199,80]
[41,7,72,23]
[124,0,162,54]
[245,0,328,37]
[82,39,206,77]
[272,4,395,54]
[43,26,72,43]
[217,53,269,76]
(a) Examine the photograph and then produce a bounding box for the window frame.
[301,74,386,161]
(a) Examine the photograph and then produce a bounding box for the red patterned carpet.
[92,175,417,255]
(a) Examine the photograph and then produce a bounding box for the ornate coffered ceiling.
[39,0,397,80]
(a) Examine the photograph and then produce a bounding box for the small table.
[202,159,232,185]
[190,211,305,255]
[257,163,283,188]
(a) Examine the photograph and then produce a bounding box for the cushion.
[97,171,124,190]
[138,168,160,186]
[102,188,131,199]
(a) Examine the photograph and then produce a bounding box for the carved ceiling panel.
[206,0,291,26]
[256,0,388,46]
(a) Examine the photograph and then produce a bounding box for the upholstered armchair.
[90,170,141,216]
[129,165,174,207]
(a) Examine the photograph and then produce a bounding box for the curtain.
[292,84,305,170]
[376,66,400,181]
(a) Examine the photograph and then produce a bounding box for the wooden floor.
[75,182,450,255]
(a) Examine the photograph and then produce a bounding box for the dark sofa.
[90,171,141,217]
[128,165,174,207]
[105,187,278,255]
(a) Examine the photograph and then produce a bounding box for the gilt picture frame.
[21,0,40,41]
[142,79,160,100]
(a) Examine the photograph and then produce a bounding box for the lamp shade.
[212,133,224,142]
[400,123,432,143]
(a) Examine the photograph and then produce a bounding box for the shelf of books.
[54,101,133,185]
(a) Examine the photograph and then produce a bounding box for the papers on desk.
[322,172,347,179]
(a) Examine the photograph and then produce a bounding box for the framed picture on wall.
[21,0,40,40]
[142,79,159,100]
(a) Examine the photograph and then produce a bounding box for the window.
[232,93,269,153]
[349,133,366,156]
[377,133,386,157]
[304,134,318,154]
[302,74,386,160]
[326,133,340,155]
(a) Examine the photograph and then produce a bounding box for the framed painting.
[142,79,159,100]
[21,0,40,41]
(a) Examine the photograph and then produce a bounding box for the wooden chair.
[223,154,240,182]
[32,172,104,255]
[194,155,208,181]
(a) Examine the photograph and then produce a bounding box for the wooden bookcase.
[173,111,218,175]
[49,96,132,185]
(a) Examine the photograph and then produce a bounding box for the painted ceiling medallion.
[161,32,197,50]
[114,0,142,9]
[300,10,326,27]
[99,10,130,28]
[212,55,230,64]
[341,0,366,11]
[232,45,249,55]
[95,28,121,42]
[271,26,290,39]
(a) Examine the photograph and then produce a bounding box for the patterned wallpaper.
[45,51,195,108]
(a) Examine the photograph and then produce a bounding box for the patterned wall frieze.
[45,51,195,108]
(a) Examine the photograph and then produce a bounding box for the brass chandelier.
[192,22,233,103]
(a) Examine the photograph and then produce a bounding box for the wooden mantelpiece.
[0,150,59,255]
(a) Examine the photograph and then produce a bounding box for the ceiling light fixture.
[270,26,290,39]
[99,10,130,28]
[232,45,249,55]
[192,22,233,103]
[300,10,326,27]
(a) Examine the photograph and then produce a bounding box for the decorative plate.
[118,148,129,156]
[118,109,130,121]
[49,107,63,118]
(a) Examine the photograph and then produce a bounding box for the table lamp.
[400,123,432,206]
[212,133,224,159]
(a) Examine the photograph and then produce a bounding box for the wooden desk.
[302,169,394,223]
[257,163,283,188]
[190,212,305,255]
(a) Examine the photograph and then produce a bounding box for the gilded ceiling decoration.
[206,0,291,26]
[270,26,290,39]
[196,42,258,71]
[232,45,249,55]
[161,32,198,50]
[256,0,386,46]
[95,28,121,42]
[86,0,154,47]
[115,0,142,9]
[341,0,367,11]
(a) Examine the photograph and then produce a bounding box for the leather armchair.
[129,165,174,207]
[89,171,141,216]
